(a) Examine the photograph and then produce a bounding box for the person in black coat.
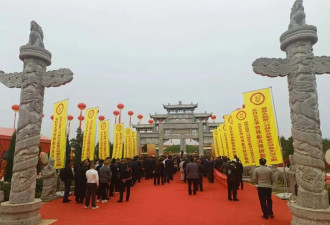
[197,159,204,191]
[74,159,89,204]
[118,164,133,202]
[165,155,174,183]
[227,160,239,201]
[60,160,74,203]
[235,158,244,190]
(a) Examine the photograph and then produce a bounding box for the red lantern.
[242,104,245,108]
[78,103,86,111]
[11,104,19,112]
[128,111,134,127]
[148,119,154,124]
[113,110,120,116]
[51,115,54,120]
[211,115,216,120]
[11,104,20,130]
[117,103,124,110]
[98,115,105,121]
[128,111,134,116]
[78,115,85,121]
[137,114,143,120]
[68,115,74,121]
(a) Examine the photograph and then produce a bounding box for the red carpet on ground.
[41,173,292,225]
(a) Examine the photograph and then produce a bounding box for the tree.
[70,128,83,167]
[4,132,16,182]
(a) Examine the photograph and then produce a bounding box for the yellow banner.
[219,124,230,158]
[50,99,68,169]
[232,109,255,166]
[124,128,132,158]
[131,131,137,157]
[98,120,109,160]
[217,126,225,156]
[243,88,283,165]
[212,129,220,157]
[224,115,237,160]
[112,124,124,159]
[82,108,98,161]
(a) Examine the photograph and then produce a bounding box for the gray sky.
[1,0,330,141]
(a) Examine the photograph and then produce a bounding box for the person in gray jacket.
[99,159,112,203]
[253,158,274,219]
[185,158,199,195]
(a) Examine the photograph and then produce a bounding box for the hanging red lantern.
[242,104,245,108]
[137,114,143,120]
[211,115,216,121]
[148,119,154,124]
[113,110,120,116]
[68,115,74,121]
[78,115,85,121]
[78,103,86,111]
[42,114,45,118]
[98,115,105,121]
[51,115,54,120]
[128,111,134,116]
[117,103,124,110]
[11,104,19,112]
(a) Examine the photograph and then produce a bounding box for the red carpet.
[41,173,292,225]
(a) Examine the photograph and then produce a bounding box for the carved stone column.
[158,123,164,155]
[198,121,204,156]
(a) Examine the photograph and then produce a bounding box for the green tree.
[4,132,16,182]
[323,138,330,154]
[280,136,293,161]
[70,128,83,166]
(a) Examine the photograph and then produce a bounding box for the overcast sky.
[1,0,330,141]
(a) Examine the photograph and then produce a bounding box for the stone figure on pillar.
[40,157,58,202]
[252,1,330,224]
[0,21,73,225]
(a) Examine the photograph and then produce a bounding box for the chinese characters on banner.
[50,99,68,169]
[224,115,237,160]
[112,124,124,159]
[82,108,98,161]
[243,88,283,165]
[98,120,109,160]
[124,128,132,158]
[131,131,137,157]
[231,109,255,166]
[212,129,220,157]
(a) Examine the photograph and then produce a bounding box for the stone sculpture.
[40,158,57,202]
[0,21,73,225]
[252,1,330,224]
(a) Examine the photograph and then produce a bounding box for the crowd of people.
[59,153,274,220]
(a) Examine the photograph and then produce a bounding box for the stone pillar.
[158,123,164,155]
[198,121,204,156]
[137,131,141,155]
[180,138,186,154]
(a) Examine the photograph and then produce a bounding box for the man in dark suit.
[227,160,239,201]
[60,160,74,203]
[165,155,174,183]
[185,158,199,195]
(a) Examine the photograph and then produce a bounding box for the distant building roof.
[194,113,212,118]
[163,101,198,110]
[133,124,154,129]
[150,114,167,119]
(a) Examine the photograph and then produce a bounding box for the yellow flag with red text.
[113,124,124,159]
[224,115,237,160]
[131,131,137,157]
[124,128,132,158]
[50,99,68,169]
[82,108,98,161]
[232,109,255,166]
[217,126,225,156]
[243,88,282,165]
[219,123,230,158]
[212,129,220,157]
[98,120,110,160]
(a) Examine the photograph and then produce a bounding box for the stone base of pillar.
[0,199,42,225]
[289,202,330,225]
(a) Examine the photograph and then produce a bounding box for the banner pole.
[270,87,289,199]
